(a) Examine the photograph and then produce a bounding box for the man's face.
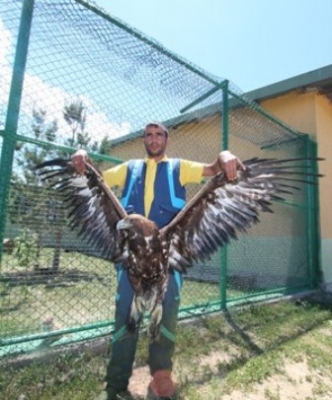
[143,126,168,159]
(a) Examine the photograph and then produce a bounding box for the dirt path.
[127,352,332,400]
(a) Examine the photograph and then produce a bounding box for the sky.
[94,0,331,92]
[1,0,330,141]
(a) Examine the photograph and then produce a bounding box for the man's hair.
[144,122,169,138]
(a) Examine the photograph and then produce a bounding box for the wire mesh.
[0,0,319,358]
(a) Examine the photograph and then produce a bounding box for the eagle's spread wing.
[161,157,322,272]
[36,158,128,261]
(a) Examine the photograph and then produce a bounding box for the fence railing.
[0,0,320,358]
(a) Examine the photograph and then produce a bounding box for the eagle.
[36,157,322,340]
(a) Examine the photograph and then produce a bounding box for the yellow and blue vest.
[121,159,186,229]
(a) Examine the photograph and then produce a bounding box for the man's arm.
[71,149,127,188]
[72,149,244,182]
[203,150,245,181]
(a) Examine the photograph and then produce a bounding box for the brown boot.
[147,370,177,399]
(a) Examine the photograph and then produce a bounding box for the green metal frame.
[0,0,35,264]
[0,0,322,357]
[305,137,321,288]
[220,80,229,310]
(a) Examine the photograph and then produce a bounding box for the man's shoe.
[147,370,177,399]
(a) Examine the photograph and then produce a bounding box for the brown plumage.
[116,215,169,338]
[36,157,323,340]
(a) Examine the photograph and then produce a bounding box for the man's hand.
[71,149,90,174]
[218,150,245,181]
[202,150,245,178]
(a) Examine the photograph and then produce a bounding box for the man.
[72,122,243,400]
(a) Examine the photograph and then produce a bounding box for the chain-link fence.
[0,0,319,358]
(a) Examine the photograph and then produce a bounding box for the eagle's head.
[116,214,159,250]
[116,214,158,235]
[116,214,162,254]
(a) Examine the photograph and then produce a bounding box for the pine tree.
[10,98,115,273]
[10,107,62,272]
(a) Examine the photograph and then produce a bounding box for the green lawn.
[1,294,332,399]
[0,249,227,341]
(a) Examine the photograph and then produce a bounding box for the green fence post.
[220,80,229,311]
[305,136,320,288]
[0,0,35,263]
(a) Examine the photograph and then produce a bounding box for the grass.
[0,250,117,338]
[0,249,239,340]
[1,294,332,399]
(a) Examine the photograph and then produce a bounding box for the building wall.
[261,91,332,289]
[105,91,331,289]
[261,91,317,134]
[107,118,223,164]
[315,95,332,287]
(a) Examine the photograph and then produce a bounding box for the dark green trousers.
[105,268,182,392]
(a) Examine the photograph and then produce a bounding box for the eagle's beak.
[116,219,132,230]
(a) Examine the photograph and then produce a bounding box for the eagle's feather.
[35,157,323,340]
[162,157,323,273]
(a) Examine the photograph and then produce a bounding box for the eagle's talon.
[127,318,139,334]
[148,324,161,341]
[148,302,163,341]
